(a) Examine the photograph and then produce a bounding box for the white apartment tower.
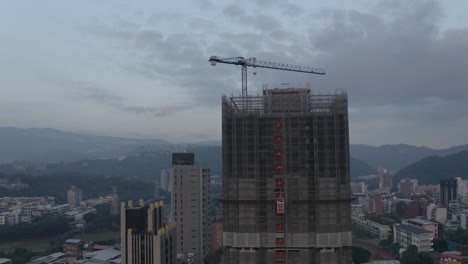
[171,153,210,264]
[67,186,82,208]
[161,169,171,192]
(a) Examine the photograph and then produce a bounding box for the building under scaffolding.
[222,88,352,264]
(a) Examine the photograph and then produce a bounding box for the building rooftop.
[0,258,12,264]
[83,248,121,262]
[396,224,432,234]
[364,261,400,264]
[27,252,65,264]
[407,218,437,225]
[65,239,81,244]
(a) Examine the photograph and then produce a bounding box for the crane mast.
[208,56,325,97]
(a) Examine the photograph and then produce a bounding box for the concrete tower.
[67,186,82,208]
[120,200,176,264]
[222,88,352,263]
[171,153,211,264]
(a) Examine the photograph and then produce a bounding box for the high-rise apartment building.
[222,88,352,263]
[398,178,418,198]
[160,169,171,192]
[440,178,457,207]
[378,168,392,190]
[120,200,176,264]
[171,153,210,264]
[67,186,82,208]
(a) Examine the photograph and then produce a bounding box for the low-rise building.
[393,224,433,252]
[353,215,391,240]
[426,203,447,224]
[402,218,439,238]
[0,258,12,264]
[63,239,83,260]
[439,254,463,264]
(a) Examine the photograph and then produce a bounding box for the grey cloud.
[222,4,243,18]
[73,82,196,118]
[80,0,468,145]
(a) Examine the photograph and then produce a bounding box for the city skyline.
[1,0,468,148]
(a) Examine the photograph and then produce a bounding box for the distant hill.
[1,126,467,180]
[0,127,169,162]
[0,148,370,181]
[350,157,377,178]
[350,144,468,171]
[394,150,468,184]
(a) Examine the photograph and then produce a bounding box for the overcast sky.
[0,0,467,148]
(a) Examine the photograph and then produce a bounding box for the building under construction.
[222,87,352,263]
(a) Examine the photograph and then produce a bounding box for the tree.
[433,238,448,253]
[400,245,434,264]
[352,246,371,264]
[401,245,419,264]
[418,252,434,264]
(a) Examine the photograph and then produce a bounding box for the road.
[354,238,397,261]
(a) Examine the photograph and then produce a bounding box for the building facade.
[171,153,211,264]
[160,169,171,192]
[121,200,176,264]
[222,88,352,263]
[402,218,438,238]
[393,224,433,252]
[398,178,418,198]
[352,215,391,240]
[67,186,82,208]
[378,168,392,190]
[426,203,447,224]
[441,179,457,207]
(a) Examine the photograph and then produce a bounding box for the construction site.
[221,87,353,263]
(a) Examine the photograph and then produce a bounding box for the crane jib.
[209,55,325,97]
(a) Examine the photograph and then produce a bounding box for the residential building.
[171,153,210,264]
[391,198,419,219]
[441,178,458,207]
[426,203,447,224]
[67,186,82,208]
[351,204,364,217]
[378,168,392,190]
[393,224,433,252]
[161,169,171,192]
[63,239,83,262]
[121,200,176,264]
[211,213,223,254]
[402,218,439,238]
[398,178,418,198]
[352,215,391,240]
[415,185,440,203]
[222,88,352,263]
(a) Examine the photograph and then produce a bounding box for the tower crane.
[209,56,325,97]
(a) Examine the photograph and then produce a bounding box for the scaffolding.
[222,87,352,264]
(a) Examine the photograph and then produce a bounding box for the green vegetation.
[0,215,70,243]
[433,238,448,253]
[400,245,434,264]
[446,227,468,245]
[352,246,371,264]
[0,172,157,203]
[0,248,33,264]
[83,204,119,232]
